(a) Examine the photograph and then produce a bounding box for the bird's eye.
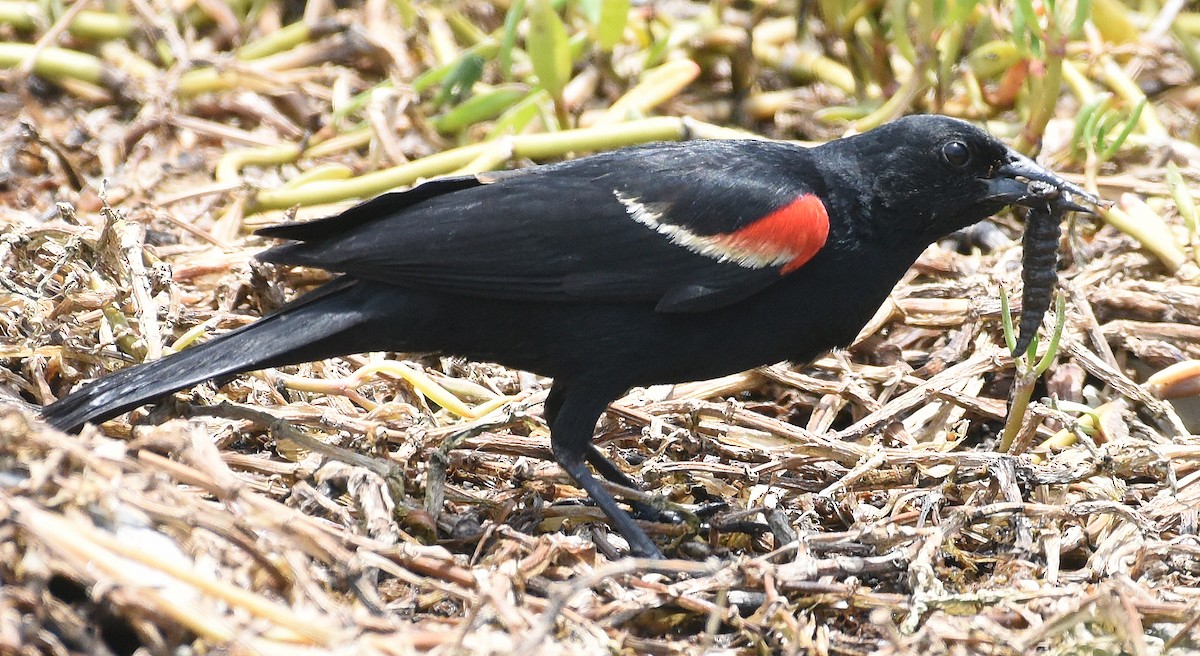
[942,141,971,168]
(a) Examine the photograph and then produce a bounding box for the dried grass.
[2,1,1200,654]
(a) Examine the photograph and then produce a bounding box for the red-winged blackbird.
[43,115,1099,558]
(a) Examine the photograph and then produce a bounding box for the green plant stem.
[1017,35,1065,154]
[999,294,1065,454]
[216,144,302,183]
[998,368,1035,453]
[250,117,700,211]
[0,1,133,40]
[177,67,279,97]
[754,43,858,96]
[1102,202,1187,273]
[1174,12,1200,35]
[1097,55,1167,138]
[0,42,114,85]
[236,20,317,60]
[853,61,928,131]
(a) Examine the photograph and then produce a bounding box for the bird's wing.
[257,140,831,313]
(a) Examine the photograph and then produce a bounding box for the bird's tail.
[43,277,375,433]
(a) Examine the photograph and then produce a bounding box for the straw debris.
[3,0,1200,653]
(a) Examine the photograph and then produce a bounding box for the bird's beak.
[983,150,1105,214]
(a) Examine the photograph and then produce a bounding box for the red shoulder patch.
[719,194,830,274]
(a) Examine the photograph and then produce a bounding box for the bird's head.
[837,114,1103,242]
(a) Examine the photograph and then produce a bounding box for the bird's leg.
[585,444,640,489]
[547,385,641,490]
[548,384,672,523]
[584,444,683,526]
[548,383,664,559]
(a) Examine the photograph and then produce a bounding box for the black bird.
[42,115,1099,558]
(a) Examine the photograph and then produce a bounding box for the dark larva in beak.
[1014,181,1066,356]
